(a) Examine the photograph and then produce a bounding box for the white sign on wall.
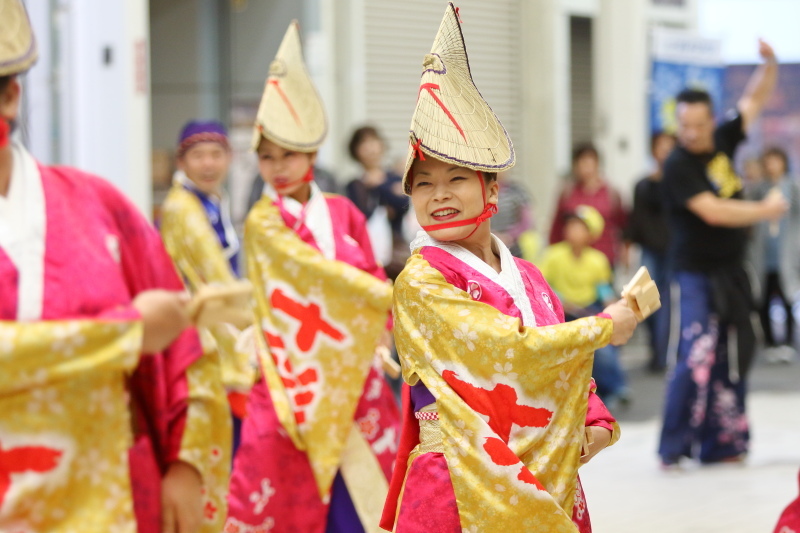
[652,27,723,66]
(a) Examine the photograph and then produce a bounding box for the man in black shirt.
[659,39,787,468]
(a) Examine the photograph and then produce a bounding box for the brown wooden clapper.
[621,266,661,321]
[188,280,255,329]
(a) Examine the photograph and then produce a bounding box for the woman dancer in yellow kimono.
[0,2,230,531]
[225,20,400,533]
[380,4,638,533]
[159,120,255,458]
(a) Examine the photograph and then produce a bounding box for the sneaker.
[764,345,797,363]
[777,345,797,363]
[764,346,788,364]
[659,457,682,472]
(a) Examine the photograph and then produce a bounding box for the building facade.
[23,0,697,227]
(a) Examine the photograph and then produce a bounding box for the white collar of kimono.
[264,181,335,260]
[410,231,537,327]
[0,142,46,320]
[174,170,240,260]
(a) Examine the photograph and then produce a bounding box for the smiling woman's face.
[409,157,498,242]
[256,137,316,201]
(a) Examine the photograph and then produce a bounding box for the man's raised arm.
[738,39,779,132]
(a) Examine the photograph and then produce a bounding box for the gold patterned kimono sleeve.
[391,255,615,533]
[0,318,143,532]
[160,185,256,392]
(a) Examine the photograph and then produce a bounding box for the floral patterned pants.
[658,270,749,464]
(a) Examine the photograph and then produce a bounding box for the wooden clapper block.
[375,345,402,380]
[188,280,255,329]
[621,266,661,321]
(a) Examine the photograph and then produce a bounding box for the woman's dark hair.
[762,146,790,172]
[0,75,13,94]
[348,125,384,162]
[571,142,599,165]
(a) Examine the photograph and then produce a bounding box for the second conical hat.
[402,2,515,193]
[0,0,38,76]
[252,21,327,152]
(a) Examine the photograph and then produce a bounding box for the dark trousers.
[659,271,749,463]
[759,271,794,347]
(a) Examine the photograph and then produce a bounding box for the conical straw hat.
[252,21,327,152]
[402,2,515,194]
[0,0,38,76]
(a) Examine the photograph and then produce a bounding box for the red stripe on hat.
[269,79,302,126]
[418,83,466,141]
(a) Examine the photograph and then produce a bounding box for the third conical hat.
[402,2,515,193]
[252,21,327,152]
[0,0,38,76]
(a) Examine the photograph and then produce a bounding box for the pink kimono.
[226,186,400,532]
[381,235,618,533]
[775,470,800,533]
[0,153,212,532]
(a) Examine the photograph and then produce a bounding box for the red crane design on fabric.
[264,331,320,425]
[0,442,63,506]
[268,79,302,126]
[270,288,345,352]
[442,370,552,489]
[418,83,467,142]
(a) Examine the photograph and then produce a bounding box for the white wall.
[593,0,648,204]
[26,0,152,217]
[229,1,306,107]
[150,0,202,150]
[698,0,800,63]
[23,2,54,164]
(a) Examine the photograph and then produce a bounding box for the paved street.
[580,335,800,532]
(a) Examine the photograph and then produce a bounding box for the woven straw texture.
[252,21,327,153]
[402,2,515,193]
[0,0,38,76]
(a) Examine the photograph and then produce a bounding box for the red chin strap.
[0,119,10,150]
[274,166,314,191]
[420,170,497,238]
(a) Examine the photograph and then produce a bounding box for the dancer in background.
[226,20,399,533]
[160,120,255,461]
[659,39,786,468]
[775,473,800,532]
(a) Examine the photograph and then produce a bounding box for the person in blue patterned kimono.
[658,39,786,467]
